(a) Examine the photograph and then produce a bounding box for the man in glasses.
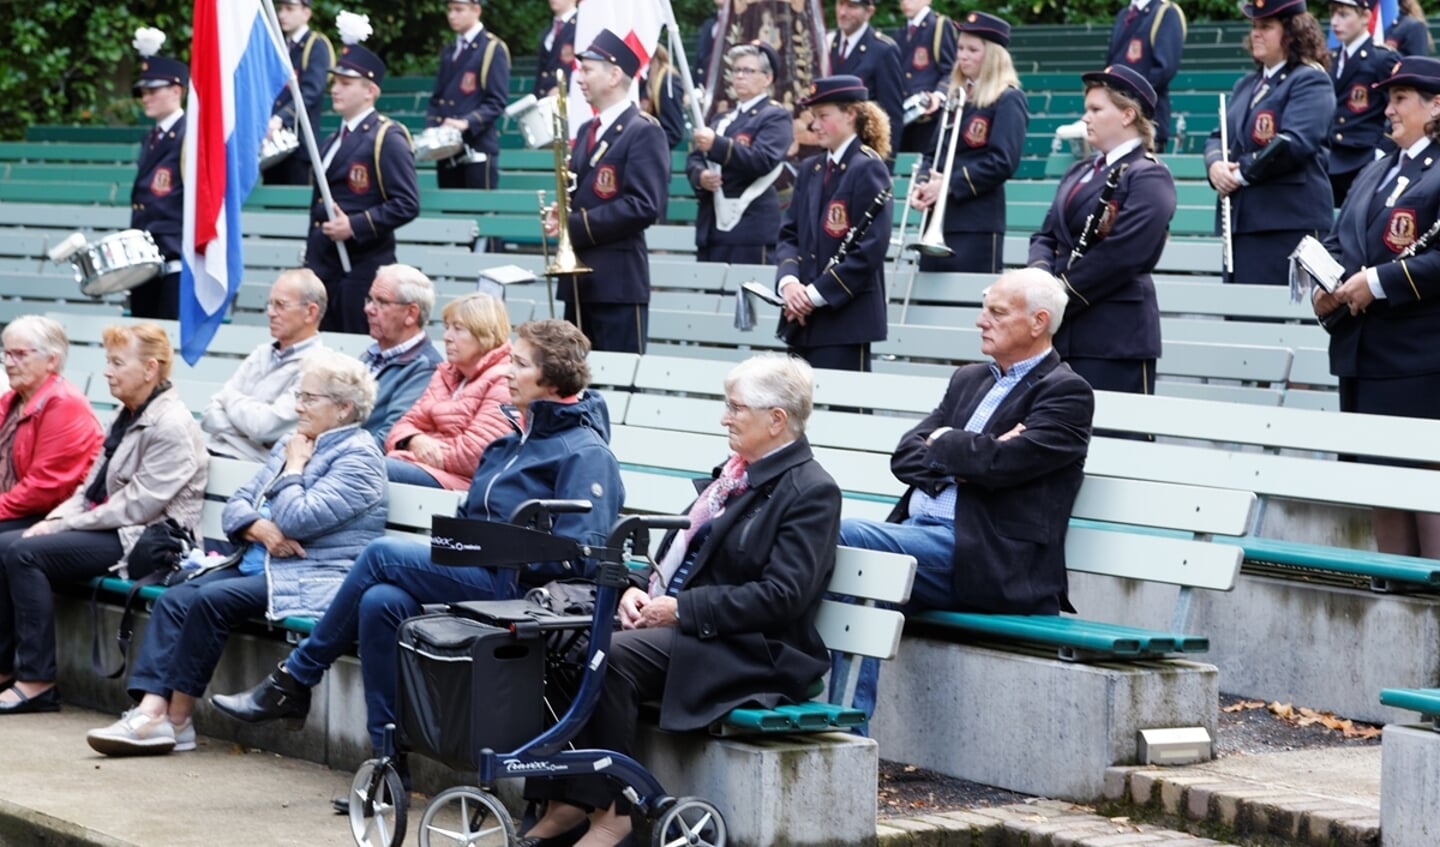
[357,264,443,446]
[201,269,327,461]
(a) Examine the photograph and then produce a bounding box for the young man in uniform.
[264,0,334,186]
[426,0,511,189]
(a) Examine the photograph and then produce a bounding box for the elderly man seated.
[832,268,1095,721]
[201,269,325,461]
[358,264,443,446]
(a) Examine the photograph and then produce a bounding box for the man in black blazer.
[834,268,1094,717]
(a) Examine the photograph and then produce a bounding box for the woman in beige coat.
[0,323,207,714]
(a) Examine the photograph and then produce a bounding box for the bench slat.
[1064,525,1243,590]
[815,600,906,661]
[1380,687,1440,716]
[1242,536,1440,589]
[830,547,916,605]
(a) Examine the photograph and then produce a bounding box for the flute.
[1218,93,1235,276]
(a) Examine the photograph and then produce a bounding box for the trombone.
[537,69,592,318]
[896,85,966,322]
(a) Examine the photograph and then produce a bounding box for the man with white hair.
[832,268,1095,718]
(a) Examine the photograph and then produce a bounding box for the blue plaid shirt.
[909,349,1052,522]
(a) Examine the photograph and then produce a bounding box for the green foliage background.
[0,0,1244,139]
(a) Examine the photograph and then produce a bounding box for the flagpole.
[258,0,351,273]
[658,0,708,128]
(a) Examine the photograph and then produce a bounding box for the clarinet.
[1069,162,1128,266]
[779,185,895,344]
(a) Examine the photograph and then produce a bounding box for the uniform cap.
[1082,64,1158,119]
[956,11,1012,47]
[800,74,871,106]
[578,29,642,78]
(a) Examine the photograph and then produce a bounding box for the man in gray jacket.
[358,264,442,445]
[201,269,326,461]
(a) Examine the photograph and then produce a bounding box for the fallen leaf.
[1269,701,1295,719]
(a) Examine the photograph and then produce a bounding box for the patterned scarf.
[650,453,750,597]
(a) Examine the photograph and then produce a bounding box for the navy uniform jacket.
[695,14,720,88]
[640,65,690,149]
[1385,14,1431,57]
[560,105,670,306]
[1204,63,1335,235]
[1322,144,1440,378]
[305,114,421,282]
[897,12,957,99]
[686,98,794,249]
[132,120,186,260]
[774,141,892,347]
[923,86,1028,236]
[888,351,1093,614]
[427,29,511,162]
[271,30,334,165]
[1028,146,1176,361]
[1328,39,1397,176]
[831,26,906,159]
[533,15,576,96]
[1106,0,1185,141]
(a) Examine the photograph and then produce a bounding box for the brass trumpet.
[908,85,967,258]
[539,69,592,280]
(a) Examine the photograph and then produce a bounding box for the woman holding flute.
[1314,57,1440,558]
[1204,0,1334,286]
[1027,66,1175,396]
[905,12,1027,274]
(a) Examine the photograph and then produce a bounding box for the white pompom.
[336,11,373,47]
[133,27,167,58]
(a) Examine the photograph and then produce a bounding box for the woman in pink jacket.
[0,315,103,529]
[384,293,513,489]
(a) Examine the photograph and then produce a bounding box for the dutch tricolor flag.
[180,0,292,365]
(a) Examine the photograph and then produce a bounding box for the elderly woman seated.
[212,320,624,777]
[85,350,386,755]
[522,354,841,847]
[0,315,103,532]
[384,292,513,489]
[0,323,207,714]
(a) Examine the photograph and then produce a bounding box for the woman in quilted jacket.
[384,292,512,489]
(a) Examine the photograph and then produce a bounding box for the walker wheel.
[348,758,408,847]
[417,785,515,847]
[651,796,727,847]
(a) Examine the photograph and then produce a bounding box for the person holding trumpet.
[905,11,1027,274]
[1204,0,1334,286]
[1313,57,1440,558]
[687,41,795,265]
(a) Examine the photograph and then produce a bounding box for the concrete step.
[1101,749,1382,847]
[877,798,1232,846]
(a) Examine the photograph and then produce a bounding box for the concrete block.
[1104,767,1134,800]
[1381,724,1440,847]
[1067,569,1440,726]
[1130,771,1162,806]
[871,639,1219,799]
[634,726,878,847]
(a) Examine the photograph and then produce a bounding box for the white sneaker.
[86,708,177,757]
[172,717,196,752]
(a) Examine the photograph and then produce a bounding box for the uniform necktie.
[1066,157,1104,208]
[454,37,468,61]
[824,158,837,189]
[1124,4,1138,26]
[550,19,562,48]
[323,125,349,171]
[907,23,917,41]
[149,126,164,149]
[1379,152,1410,193]
[838,37,849,62]
[585,120,599,161]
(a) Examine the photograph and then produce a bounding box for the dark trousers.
[1066,356,1155,395]
[562,300,648,354]
[917,232,1002,274]
[697,243,773,265]
[129,270,180,320]
[128,566,267,702]
[790,343,872,372]
[1331,169,1362,209]
[315,255,388,334]
[552,626,676,811]
[262,154,313,187]
[899,118,939,155]
[0,529,123,680]
[437,158,499,190]
[1229,231,1313,286]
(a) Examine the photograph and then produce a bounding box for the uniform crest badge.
[594,164,618,199]
[1126,37,1144,63]
[150,167,173,197]
[1251,110,1276,146]
[735,133,753,147]
[824,200,849,238]
[1097,200,1120,239]
[460,71,477,94]
[1385,208,1417,253]
[348,162,370,194]
[1348,84,1369,113]
[560,45,575,65]
[964,115,990,148]
[913,47,930,69]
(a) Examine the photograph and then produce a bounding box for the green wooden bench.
[0,141,139,164]
[0,181,117,205]
[27,126,149,144]
[1380,688,1440,731]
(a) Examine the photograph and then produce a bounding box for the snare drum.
[503,95,558,150]
[68,230,165,297]
[259,127,299,171]
[413,126,465,162]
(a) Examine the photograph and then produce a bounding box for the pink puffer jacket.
[385,343,514,489]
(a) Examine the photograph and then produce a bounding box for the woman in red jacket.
[383,293,513,489]
[0,316,103,529]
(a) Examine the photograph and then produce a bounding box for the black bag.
[89,518,199,679]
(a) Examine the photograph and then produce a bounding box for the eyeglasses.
[2,348,36,364]
[732,66,766,77]
[364,295,404,308]
[295,391,335,406]
[266,299,304,312]
[723,400,753,415]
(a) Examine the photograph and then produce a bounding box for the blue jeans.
[385,456,443,488]
[128,568,266,702]
[828,514,957,728]
[283,536,520,750]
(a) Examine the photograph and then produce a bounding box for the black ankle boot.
[211,664,311,729]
